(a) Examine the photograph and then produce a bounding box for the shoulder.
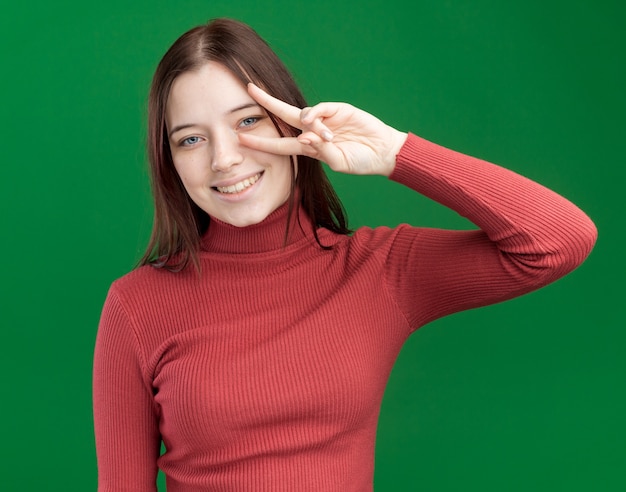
[323,224,429,272]
[111,262,193,295]
[349,223,424,253]
[105,263,197,319]
[100,263,203,347]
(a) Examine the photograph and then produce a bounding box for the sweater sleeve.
[93,287,161,491]
[384,133,597,331]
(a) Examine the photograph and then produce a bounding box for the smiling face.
[165,62,293,227]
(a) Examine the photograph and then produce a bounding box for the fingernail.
[322,130,334,142]
[298,136,311,145]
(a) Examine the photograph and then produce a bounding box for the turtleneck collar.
[199,198,316,255]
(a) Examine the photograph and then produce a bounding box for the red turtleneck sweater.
[93,134,596,491]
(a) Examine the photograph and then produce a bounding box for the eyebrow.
[168,102,262,138]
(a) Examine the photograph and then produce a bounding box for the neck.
[200,199,315,254]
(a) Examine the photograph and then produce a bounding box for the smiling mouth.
[213,172,262,194]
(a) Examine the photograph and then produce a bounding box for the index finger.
[247,83,303,129]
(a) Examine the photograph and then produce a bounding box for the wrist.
[381,130,408,177]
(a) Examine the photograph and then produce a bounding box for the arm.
[239,86,597,327]
[93,288,161,491]
[381,133,597,329]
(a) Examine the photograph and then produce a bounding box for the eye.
[239,116,260,128]
[181,136,201,147]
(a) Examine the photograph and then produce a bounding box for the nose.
[211,130,244,172]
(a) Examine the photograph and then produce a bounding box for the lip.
[211,171,264,200]
[212,171,263,189]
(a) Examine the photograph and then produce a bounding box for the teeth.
[216,173,261,194]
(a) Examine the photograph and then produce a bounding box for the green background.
[1,0,623,490]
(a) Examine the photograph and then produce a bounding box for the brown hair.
[140,18,350,271]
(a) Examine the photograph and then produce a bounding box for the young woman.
[93,18,597,491]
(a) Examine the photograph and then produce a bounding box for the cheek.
[172,163,190,189]
[279,160,296,202]
[273,156,294,184]
[172,157,203,189]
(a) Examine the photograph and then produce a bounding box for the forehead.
[166,62,253,123]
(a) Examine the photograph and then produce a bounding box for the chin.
[229,217,265,228]
[215,208,274,228]
[211,195,291,228]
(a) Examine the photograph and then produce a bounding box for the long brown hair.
[140,18,350,271]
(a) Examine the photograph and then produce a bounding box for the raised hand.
[238,83,408,177]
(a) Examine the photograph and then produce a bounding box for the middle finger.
[247,83,303,129]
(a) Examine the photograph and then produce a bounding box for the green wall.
[1,1,623,490]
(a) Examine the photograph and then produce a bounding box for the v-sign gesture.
[238,83,408,177]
